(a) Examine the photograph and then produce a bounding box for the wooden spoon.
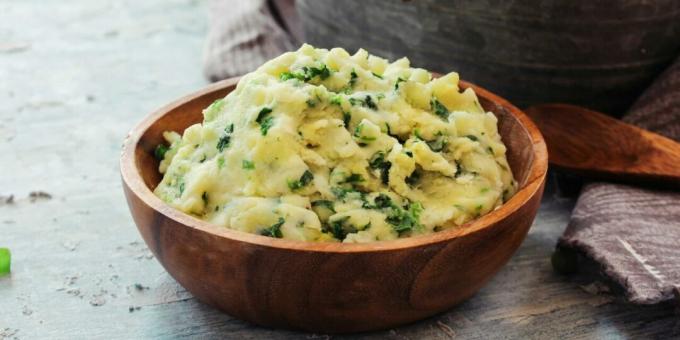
[525,103,680,187]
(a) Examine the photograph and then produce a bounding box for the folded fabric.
[203,0,299,81]
[559,56,680,304]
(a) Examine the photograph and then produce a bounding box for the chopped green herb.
[311,200,335,213]
[386,201,423,233]
[394,77,406,90]
[487,146,494,155]
[255,107,274,136]
[364,95,377,110]
[305,99,316,108]
[363,193,392,209]
[348,95,377,110]
[256,107,273,124]
[0,248,10,276]
[372,72,383,79]
[260,116,274,136]
[280,64,331,82]
[465,135,478,142]
[216,123,234,152]
[178,181,185,196]
[431,98,449,119]
[201,192,209,205]
[330,95,342,105]
[242,160,255,170]
[216,136,230,152]
[374,193,392,208]
[288,170,314,191]
[342,111,352,128]
[260,217,285,238]
[454,160,464,178]
[280,71,303,81]
[353,123,376,143]
[311,64,331,80]
[300,170,314,185]
[343,173,364,184]
[426,133,448,152]
[154,144,169,160]
[217,156,225,169]
[328,216,351,240]
[405,150,413,158]
[369,151,392,185]
[349,69,358,86]
[405,168,421,186]
[480,188,489,194]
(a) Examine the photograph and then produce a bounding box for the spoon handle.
[525,103,680,187]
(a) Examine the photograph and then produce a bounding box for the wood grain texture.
[297,0,680,116]
[120,78,548,333]
[2,1,680,338]
[525,103,680,188]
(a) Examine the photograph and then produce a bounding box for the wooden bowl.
[120,77,547,333]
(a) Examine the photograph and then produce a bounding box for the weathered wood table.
[1,1,678,339]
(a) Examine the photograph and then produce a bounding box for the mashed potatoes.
[154,44,517,243]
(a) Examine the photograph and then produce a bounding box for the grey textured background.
[1,0,678,339]
[298,0,680,116]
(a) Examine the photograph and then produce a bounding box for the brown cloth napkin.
[558,57,680,304]
[203,0,299,81]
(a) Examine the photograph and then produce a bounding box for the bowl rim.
[121,77,547,253]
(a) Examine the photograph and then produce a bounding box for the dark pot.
[298,0,680,116]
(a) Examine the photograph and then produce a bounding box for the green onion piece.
[154,144,169,160]
[364,95,377,110]
[256,107,273,124]
[288,170,314,191]
[242,160,255,170]
[342,111,352,128]
[431,98,449,119]
[343,173,365,184]
[260,117,274,136]
[216,123,234,151]
[0,248,11,276]
[349,69,358,86]
[394,77,406,90]
[260,218,285,238]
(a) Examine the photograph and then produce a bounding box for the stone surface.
[0,0,678,339]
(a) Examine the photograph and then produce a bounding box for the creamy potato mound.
[154,44,517,243]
